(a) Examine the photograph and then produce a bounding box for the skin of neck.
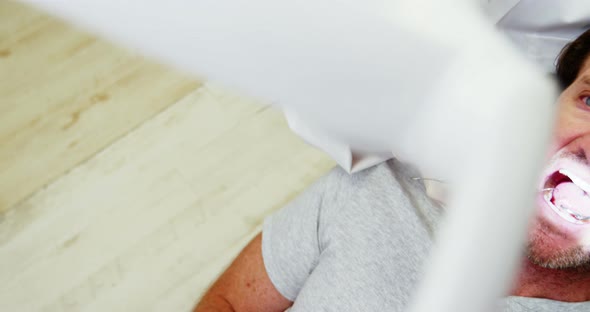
[511,258,590,302]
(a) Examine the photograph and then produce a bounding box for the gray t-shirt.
[262,159,590,311]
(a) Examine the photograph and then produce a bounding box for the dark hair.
[556,28,590,89]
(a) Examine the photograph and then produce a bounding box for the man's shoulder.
[317,158,440,235]
[318,159,428,217]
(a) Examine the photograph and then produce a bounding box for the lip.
[537,195,588,239]
[542,187,590,224]
[539,156,590,226]
[539,157,590,226]
[540,157,590,190]
[533,150,590,249]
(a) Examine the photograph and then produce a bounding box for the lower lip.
[537,194,588,235]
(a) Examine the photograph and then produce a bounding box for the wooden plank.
[0,84,334,311]
[0,1,202,213]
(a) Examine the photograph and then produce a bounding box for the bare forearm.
[193,293,235,312]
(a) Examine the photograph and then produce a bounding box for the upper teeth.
[559,169,590,195]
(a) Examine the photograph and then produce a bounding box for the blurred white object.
[22,0,568,177]
[22,1,558,312]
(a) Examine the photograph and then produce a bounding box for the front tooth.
[560,169,590,195]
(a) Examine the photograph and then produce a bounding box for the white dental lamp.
[21,0,589,311]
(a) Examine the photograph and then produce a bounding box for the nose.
[566,134,590,163]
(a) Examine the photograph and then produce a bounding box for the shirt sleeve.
[261,169,332,301]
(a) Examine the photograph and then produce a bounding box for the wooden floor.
[0,2,334,311]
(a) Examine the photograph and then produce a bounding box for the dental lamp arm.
[22,0,454,173]
[22,1,558,312]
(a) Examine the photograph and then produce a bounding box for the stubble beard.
[526,218,590,271]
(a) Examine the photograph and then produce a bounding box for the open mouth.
[543,169,590,224]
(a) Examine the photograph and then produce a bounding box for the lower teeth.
[542,187,590,224]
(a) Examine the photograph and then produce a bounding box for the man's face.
[528,58,590,269]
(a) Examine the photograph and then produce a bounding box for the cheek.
[548,114,572,156]
[551,100,590,154]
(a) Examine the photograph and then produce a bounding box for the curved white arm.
[22,1,558,311]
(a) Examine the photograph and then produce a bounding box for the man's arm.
[194,233,293,312]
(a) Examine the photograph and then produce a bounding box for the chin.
[526,210,589,269]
